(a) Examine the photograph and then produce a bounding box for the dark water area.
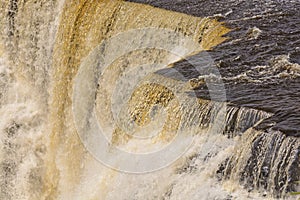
[128,0,300,136]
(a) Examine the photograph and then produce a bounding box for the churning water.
[0,0,299,199]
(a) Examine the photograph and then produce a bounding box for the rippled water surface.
[130,0,300,135]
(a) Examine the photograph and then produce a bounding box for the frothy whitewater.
[0,0,299,200]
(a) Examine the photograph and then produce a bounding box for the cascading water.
[0,0,299,200]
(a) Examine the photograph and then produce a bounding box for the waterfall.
[0,0,299,199]
[220,128,300,198]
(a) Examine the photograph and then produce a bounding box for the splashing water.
[0,0,299,200]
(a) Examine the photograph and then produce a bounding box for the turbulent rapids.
[0,0,299,200]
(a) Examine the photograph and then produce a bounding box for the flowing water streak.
[0,1,65,199]
[47,0,230,199]
[221,128,300,198]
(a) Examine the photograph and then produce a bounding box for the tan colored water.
[44,1,229,199]
[3,0,297,200]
